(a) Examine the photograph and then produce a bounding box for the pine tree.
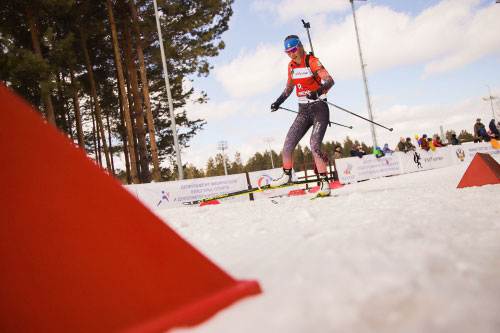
[303,146,312,163]
[205,157,217,177]
[230,152,244,174]
[458,129,474,142]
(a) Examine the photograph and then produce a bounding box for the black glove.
[307,89,320,100]
[270,101,281,112]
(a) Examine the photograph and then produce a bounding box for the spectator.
[473,118,482,142]
[420,134,430,151]
[450,133,461,145]
[433,135,445,147]
[382,143,393,154]
[333,145,343,159]
[414,135,421,148]
[396,137,407,152]
[489,119,499,139]
[474,118,490,142]
[428,137,436,151]
[373,146,384,158]
[405,137,417,151]
[350,143,366,158]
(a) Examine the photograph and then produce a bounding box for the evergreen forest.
[1,0,233,183]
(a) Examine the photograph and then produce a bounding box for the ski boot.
[270,168,293,188]
[316,173,331,197]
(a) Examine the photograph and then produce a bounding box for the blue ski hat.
[284,37,302,52]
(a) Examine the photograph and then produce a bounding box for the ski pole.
[319,100,393,131]
[279,107,353,129]
[301,19,315,56]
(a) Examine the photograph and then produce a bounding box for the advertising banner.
[126,173,248,209]
[335,154,401,184]
[399,148,454,174]
[463,142,500,161]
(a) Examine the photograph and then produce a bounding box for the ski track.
[158,161,500,333]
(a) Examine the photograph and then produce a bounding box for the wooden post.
[245,171,254,201]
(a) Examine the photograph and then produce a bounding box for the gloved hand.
[306,89,320,100]
[270,101,281,112]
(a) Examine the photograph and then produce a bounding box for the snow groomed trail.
[162,161,500,333]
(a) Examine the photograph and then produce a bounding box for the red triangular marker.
[457,153,500,188]
[0,82,261,332]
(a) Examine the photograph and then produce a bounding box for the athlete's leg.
[310,102,329,174]
[281,104,313,169]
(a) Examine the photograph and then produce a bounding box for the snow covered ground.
[161,160,500,333]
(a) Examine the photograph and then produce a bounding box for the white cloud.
[214,44,288,99]
[250,0,349,22]
[422,1,500,76]
[185,96,244,123]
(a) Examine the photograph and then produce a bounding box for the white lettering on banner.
[465,142,500,158]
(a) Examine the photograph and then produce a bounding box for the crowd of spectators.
[474,118,500,142]
[331,118,500,160]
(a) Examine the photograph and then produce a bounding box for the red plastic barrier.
[200,200,220,206]
[457,152,500,188]
[0,82,261,333]
[288,189,307,196]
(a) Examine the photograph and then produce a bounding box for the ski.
[182,178,325,205]
[310,194,337,201]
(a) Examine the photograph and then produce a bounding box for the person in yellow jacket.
[427,137,436,151]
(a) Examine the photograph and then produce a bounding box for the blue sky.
[178,0,500,170]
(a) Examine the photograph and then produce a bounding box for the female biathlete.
[270,35,334,197]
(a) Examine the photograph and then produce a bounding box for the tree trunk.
[80,27,112,174]
[90,98,100,166]
[119,98,132,184]
[55,72,72,137]
[95,113,102,167]
[106,0,139,184]
[117,0,151,183]
[124,72,141,177]
[106,112,115,175]
[70,71,85,149]
[129,0,161,182]
[24,5,56,125]
[60,72,74,140]
[116,71,131,183]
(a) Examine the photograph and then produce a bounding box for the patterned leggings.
[281,101,329,173]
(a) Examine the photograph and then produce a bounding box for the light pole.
[263,137,275,169]
[483,84,498,124]
[217,140,228,176]
[350,0,377,148]
[153,0,184,179]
